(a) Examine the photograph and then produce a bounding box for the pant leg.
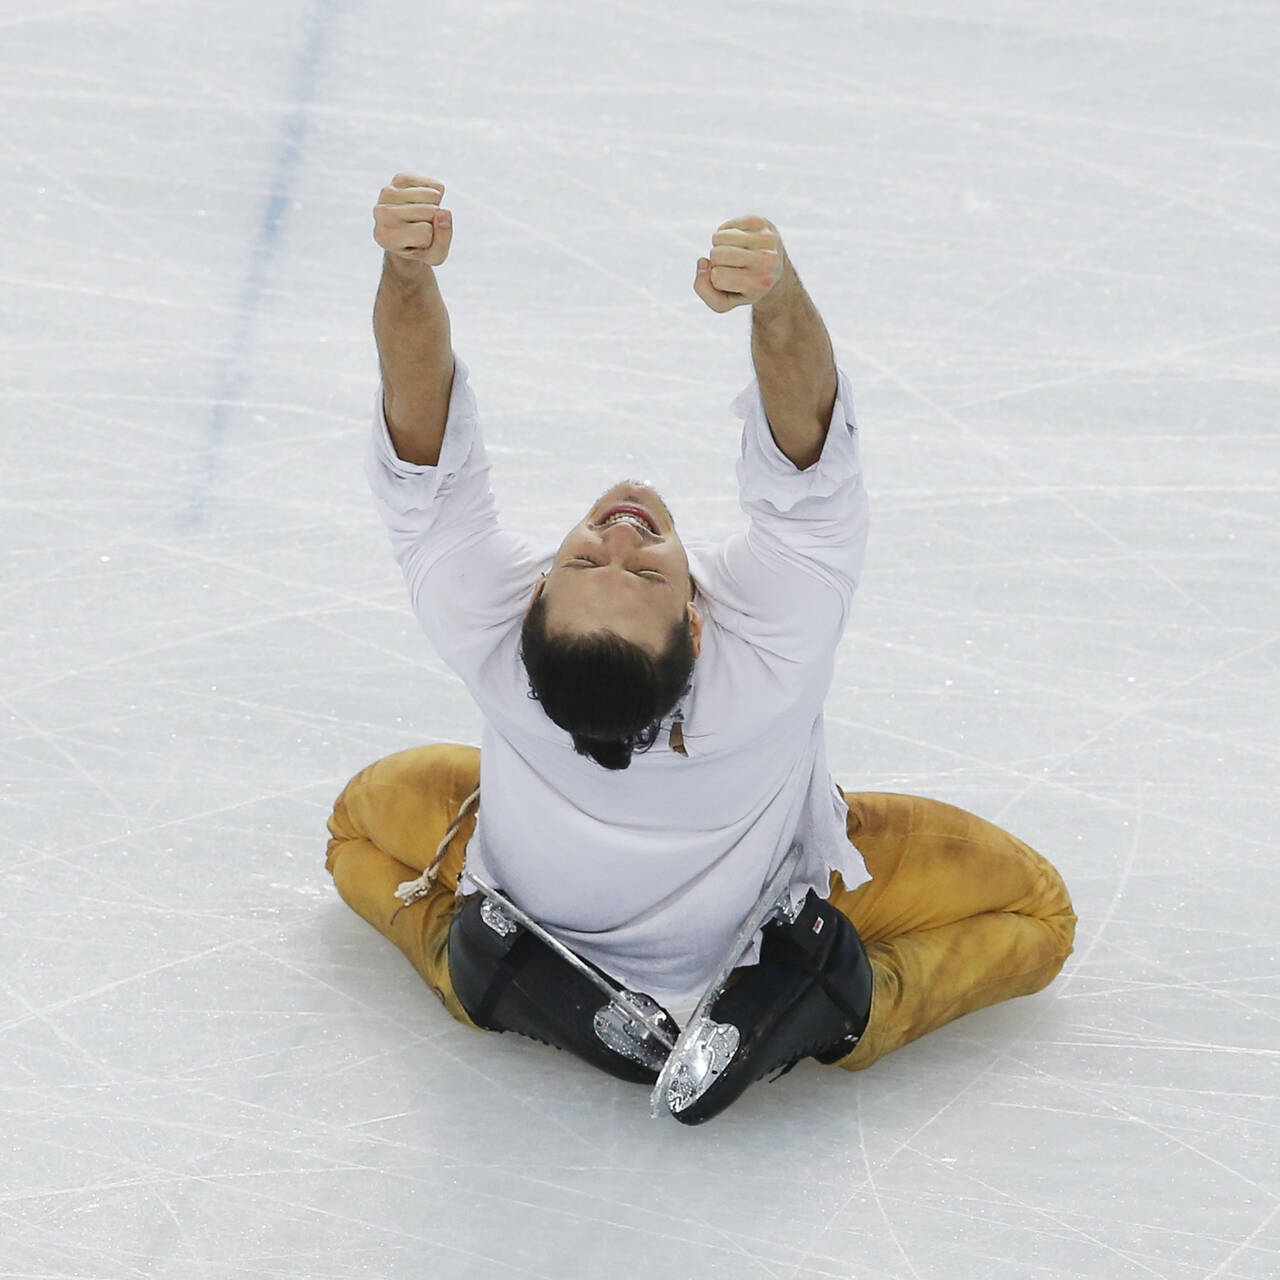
[827,792,1076,1072]
[325,743,481,1028]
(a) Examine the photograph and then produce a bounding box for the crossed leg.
[325,743,482,1027]
[828,792,1077,1071]
[324,748,1076,1067]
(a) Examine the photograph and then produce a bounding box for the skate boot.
[668,891,873,1125]
[447,892,679,1084]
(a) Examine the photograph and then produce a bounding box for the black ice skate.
[447,880,679,1084]
[661,890,873,1125]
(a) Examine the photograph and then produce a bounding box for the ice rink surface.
[3,1,1278,1276]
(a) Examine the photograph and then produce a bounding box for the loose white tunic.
[366,358,872,1006]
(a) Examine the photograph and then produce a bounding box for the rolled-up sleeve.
[364,357,494,573]
[722,370,869,643]
[364,357,537,679]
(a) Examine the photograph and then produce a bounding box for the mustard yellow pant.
[325,744,1077,1071]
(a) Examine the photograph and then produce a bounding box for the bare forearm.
[373,254,453,466]
[693,216,838,471]
[369,174,455,465]
[750,265,836,471]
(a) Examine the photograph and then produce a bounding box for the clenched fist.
[693,215,790,313]
[373,174,453,266]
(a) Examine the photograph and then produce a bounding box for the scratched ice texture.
[1,1,1277,1277]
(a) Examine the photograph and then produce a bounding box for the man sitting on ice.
[325,174,1076,1124]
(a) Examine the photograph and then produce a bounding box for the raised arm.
[371,174,456,465]
[694,216,837,471]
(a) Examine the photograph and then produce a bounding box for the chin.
[600,478,663,501]
[595,480,672,522]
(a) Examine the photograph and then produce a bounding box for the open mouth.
[593,504,659,535]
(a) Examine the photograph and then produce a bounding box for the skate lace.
[391,787,480,919]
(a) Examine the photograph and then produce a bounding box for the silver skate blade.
[594,993,675,1072]
[467,873,677,1053]
[650,842,803,1119]
[664,1020,740,1113]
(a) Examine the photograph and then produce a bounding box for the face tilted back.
[537,480,700,658]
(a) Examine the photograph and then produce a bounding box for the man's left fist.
[694,216,789,313]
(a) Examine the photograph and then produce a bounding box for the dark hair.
[520,592,695,770]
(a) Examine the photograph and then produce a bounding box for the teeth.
[602,512,652,533]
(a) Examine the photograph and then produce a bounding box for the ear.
[523,573,547,620]
[687,601,703,659]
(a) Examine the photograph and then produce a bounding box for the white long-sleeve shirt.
[366,359,871,1006]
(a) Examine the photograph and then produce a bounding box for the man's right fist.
[373,174,453,265]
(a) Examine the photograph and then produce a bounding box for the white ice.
[2,2,1277,1277]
